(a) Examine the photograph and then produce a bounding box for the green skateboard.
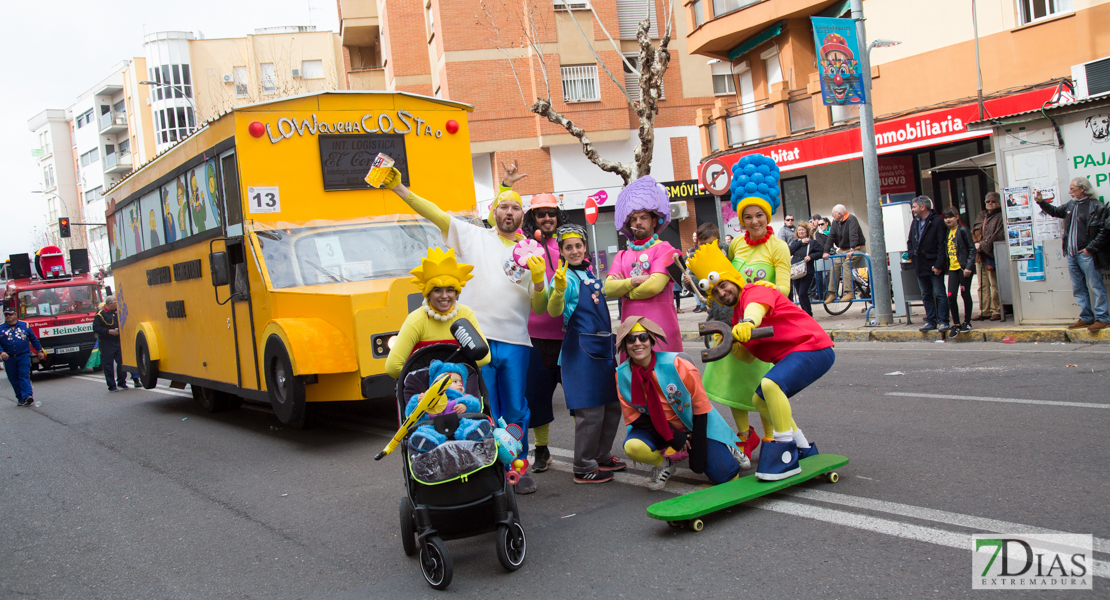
[647,454,849,532]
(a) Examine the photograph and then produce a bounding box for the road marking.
[543,454,1108,578]
[886,392,1109,409]
[73,375,192,398]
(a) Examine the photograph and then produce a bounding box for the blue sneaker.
[756,440,801,481]
[798,442,819,459]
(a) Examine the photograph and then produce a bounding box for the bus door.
[227,239,260,390]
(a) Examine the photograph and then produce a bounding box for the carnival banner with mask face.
[811,17,865,106]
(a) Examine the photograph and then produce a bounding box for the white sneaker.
[648,457,676,491]
[728,443,752,470]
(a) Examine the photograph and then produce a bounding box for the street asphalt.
[1,341,1107,599]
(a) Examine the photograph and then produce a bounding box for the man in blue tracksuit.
[1,306,46,406]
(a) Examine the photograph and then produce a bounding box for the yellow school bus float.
[104,92,476,428]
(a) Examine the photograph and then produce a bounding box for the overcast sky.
[0,0,339,260]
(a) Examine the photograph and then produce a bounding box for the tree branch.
[588,4,640,76]
[564,8,633,104]
[531,98,632,185]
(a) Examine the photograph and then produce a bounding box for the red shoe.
[738,426,761,459]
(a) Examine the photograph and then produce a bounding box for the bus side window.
[220,153,243,233]
[227,240,249,300]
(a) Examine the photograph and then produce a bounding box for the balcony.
[99,111,128,134]
[339,0,379,47]
[103,152,132,175]
[724,104,777,147]
[347,67,386,91]
[687,0,840,59]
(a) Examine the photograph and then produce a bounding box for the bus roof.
[106,91,474,198]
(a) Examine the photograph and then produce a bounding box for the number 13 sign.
[248,186,281,214]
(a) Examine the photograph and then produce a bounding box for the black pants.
[795,271,814,316]
[674,288,682,310]
[947,270,974,325]
[100,341,127,389]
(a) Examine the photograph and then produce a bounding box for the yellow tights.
[752,378,798,439]
[532,423,550,447]
[624,438,664,466]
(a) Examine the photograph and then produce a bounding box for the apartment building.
[339,0,722,256]
[27,110,82,253]
[686,0,1110,239]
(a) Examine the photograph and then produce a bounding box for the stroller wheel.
[398,498,416,557]
[419,536,452,590]
[496,522,527,571]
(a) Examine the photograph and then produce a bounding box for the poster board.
[1003,186,1034,260]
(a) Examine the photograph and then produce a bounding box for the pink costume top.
[528,236,565,340]
[611,240,683,353]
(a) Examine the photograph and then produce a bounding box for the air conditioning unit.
[222,74,234,83]
[291,68,303,78]
[1072,56,1110,100]
[669,201,688,220]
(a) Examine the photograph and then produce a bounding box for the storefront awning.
[928,152,996,174]
[728,21,784,62]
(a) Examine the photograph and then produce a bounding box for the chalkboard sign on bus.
[318,134,409,191]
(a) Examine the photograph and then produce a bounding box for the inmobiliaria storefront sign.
[699,87,1057,182]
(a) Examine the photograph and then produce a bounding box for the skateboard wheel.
[690,519,704,532]
[827,472,839,483]
[667,521,680,528]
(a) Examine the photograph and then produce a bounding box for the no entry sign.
[584,197,599,224]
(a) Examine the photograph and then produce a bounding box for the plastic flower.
[512,238,545,267]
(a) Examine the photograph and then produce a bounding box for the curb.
[681,328,1110,344]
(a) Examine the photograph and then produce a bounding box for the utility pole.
[851,0,894,326]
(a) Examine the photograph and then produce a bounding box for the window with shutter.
[616,0,656,39]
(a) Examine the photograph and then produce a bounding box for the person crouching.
[614,317,746,491]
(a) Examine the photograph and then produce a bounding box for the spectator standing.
[2,306,46,406]
[811,217,829,301]
[778,214,797,244]
[907,196,950,332]
[789,222,824,316]
[822,205,867,302]
[942,208,976,334]
[1034,178,1110,332]
[971,192,1005,321]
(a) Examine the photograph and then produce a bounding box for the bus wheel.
[193,386,230,413]
[264,335,308,429]
[135,332,159,390]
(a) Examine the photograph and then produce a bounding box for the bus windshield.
[18,285,101,318]
[254,219,445,289]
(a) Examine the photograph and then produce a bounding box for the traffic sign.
[701,158,731,196]
[584,197,599,225]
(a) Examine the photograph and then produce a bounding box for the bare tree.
[477,0,673,184]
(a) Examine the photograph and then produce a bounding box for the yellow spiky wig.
[410,247,475,296]
[686,242,745,296]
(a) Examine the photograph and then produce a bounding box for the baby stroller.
[392,342,526,590]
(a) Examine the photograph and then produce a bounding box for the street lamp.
[139,80,198,136]
[851,0,900,326]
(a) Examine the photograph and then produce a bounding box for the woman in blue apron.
[546,224,626,484]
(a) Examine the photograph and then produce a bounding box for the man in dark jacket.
[93,296,129,391]
[907,196,950,332]
[822,204,867,302]
[972,192,1005,320]
[1034,177,1110,332]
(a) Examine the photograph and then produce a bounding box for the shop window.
[781,176,811,220]
[1018,0,1072,25]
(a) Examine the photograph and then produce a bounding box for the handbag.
[790,260,807,280]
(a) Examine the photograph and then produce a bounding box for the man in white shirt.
[383,167,548,494]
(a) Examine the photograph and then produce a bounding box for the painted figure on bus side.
[162,187,177,244]
[128,203,142,252]
[112,216,124,261]
[176,176,189,238]
[190,171,207,233]
[148,209,161,247]
[819,33,863,105]
[206,160,222,227]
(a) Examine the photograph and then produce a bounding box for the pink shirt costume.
[612,175,682,353]
[611,241,682,352]
[528,236,564,340]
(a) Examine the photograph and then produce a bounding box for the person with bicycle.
[822,205,867,303]
[688,241,835,481]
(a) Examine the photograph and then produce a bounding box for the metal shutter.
[617,0,657,40]
[1086,58,1110,97]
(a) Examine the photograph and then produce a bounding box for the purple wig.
[615,175,671,239]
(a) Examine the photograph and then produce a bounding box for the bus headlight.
[371,332,399,358]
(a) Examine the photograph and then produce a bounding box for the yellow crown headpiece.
[410,247,474,296]
[686,242,745,295]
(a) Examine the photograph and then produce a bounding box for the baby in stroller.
[405,360,493,452]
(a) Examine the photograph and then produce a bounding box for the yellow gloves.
[527,255,546,284]
[552,260,568,292]
[732,319,755,343]
[752,280,778,290]
[381,167,404,190]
